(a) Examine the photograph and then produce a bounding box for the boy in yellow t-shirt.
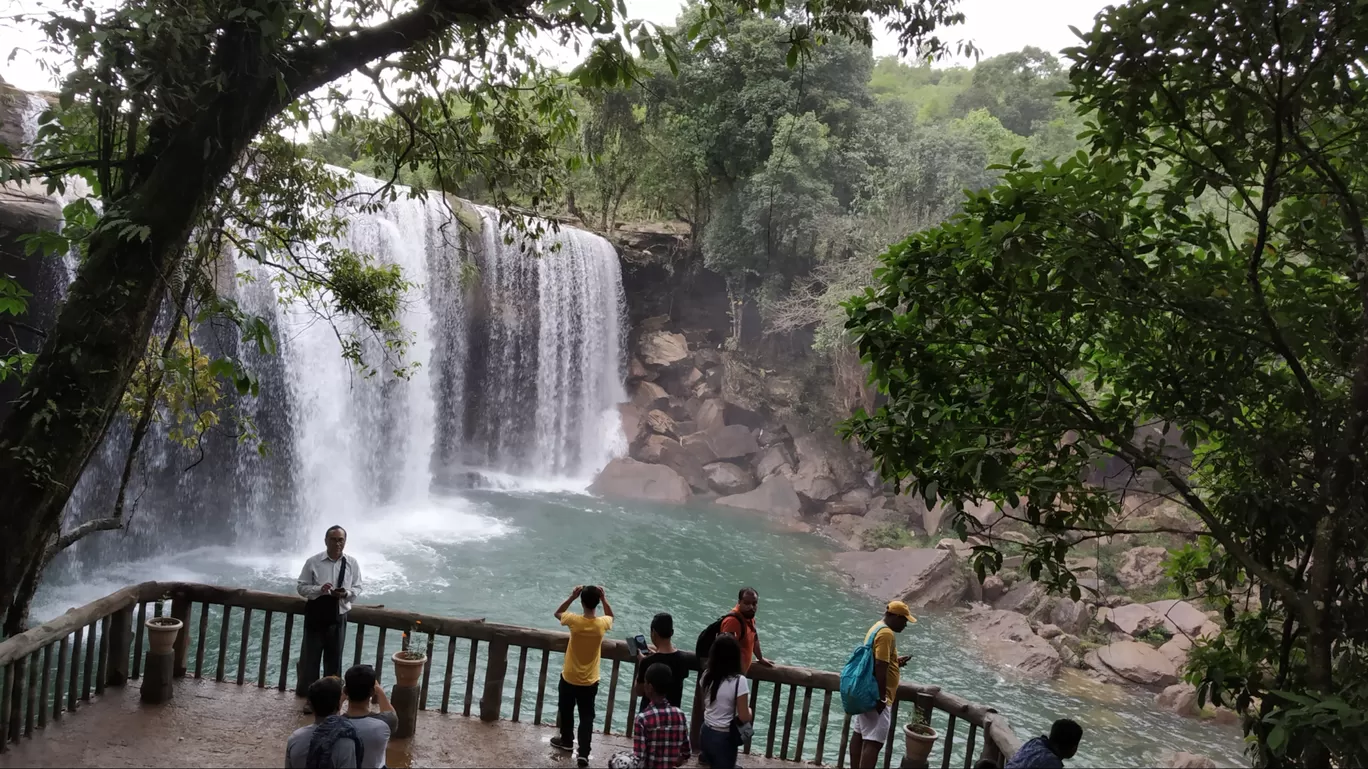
[552,585,615,767]
[850,601,915,769]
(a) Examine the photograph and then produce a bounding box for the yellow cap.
[886,601,917,623]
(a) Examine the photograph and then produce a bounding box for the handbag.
[727,677,754,748]
[304,557,347,630]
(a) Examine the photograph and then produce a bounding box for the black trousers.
[296,614,347,695]
[557,677,599,758]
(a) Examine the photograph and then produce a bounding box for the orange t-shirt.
[719,607,757,673]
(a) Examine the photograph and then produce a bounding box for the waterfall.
[50,171,627,570]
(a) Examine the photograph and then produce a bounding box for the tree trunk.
[2,558,43,637]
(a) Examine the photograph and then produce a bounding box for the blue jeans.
[700,727,738,769]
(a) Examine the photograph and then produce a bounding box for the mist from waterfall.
[54,173,627,571]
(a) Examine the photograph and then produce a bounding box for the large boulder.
[619,404,646,448]
[994,581,1047,614]
[1156,683,1200,717]
[1049,599,1094,636]
[1117,546,1169,589]
[793,433,861,491]
[694,399,726,432]
[703,461,757,495]
[790,470,839,509]
[637,436,709,493]
[981,575,1007,603]
[631,380,670,410]
[833,548,968,609]
[1145,600,1208,637]
[753,443,795,480]
[1095,641,1180,687]
[590,459,690,504]
[723,402,765,430]
[961,607,1063,679]
[704,424,761,461]
[639,331,690,368]
[1159,634,1192,668]
[716,475,802,518]
[1101,603,1168,637]
[679,432,718,466]
[826,514,875,549]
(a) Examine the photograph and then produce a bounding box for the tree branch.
[43,517,124,562]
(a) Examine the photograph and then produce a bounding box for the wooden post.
[107,606,133,687]
[480,640,508,722]
[140,649,174,704]
[171,598,191,678]
[391,682,420,739]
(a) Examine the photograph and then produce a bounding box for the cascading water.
[48,169,627,576]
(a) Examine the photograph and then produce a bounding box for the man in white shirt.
[296,525,362,708]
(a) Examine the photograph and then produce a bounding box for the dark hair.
[738,587,758,602]
[973,761,998,769]
[325,525,347,538]
[343,664,376,701]
[1050,719,1083,751]
[580,585,603,610]
[308,676,344,716]
[702,634,743,703]
[644,662,674,697]
[651,613,674,639]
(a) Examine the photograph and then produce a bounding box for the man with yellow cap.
[850,601,915,769]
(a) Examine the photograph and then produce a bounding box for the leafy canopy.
[844,0,1368,766]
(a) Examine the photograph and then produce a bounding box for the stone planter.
[391,651,426,688]
[145,617,183,655]
[903,723,939,764]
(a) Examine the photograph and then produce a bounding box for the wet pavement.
[0,678,805,768]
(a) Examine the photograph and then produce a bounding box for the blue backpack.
[839,623,885,715]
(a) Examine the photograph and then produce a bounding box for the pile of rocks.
[591,326,872,519]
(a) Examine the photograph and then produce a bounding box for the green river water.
[35,489,1249,767]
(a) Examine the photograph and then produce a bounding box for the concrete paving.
[0,678,808,768]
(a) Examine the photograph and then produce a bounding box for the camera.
[626,634,648,656]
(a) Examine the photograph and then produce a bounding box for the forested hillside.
[308,15,1086,372]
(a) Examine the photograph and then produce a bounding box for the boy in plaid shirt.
[631,663,691,769]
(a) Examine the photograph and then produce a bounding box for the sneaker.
[577,756,589,768]
[550,736,573,752]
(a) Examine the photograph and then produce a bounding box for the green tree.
[0,0,971,624]
[951,46,1065,136]
[844,1,1368,765]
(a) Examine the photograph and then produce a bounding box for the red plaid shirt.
[633,700,691,769]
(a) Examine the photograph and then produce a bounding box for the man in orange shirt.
[719,587,772,673]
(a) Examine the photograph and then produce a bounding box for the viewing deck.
[0,582,1022,768]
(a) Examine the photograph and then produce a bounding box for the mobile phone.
[626,634,648,656]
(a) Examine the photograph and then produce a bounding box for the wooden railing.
[0,582,1022,767]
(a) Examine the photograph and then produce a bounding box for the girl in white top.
[699,634,753,769]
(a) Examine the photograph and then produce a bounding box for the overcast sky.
[1,0,1113,92]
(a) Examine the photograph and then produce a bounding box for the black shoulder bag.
[304,558,347,630]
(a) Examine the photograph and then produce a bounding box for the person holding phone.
[296,525,363,711]
[632,613,691,712]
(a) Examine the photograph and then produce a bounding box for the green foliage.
[1134,625,1173,647]
[860,523,921,550]
[843,0,1368,764]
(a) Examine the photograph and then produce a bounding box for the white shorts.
[853,706,892,743]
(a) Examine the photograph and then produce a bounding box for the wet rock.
[755,424,792,448]
[619,404,646,448]
[961,606,1063,679]
[1117,546,1169,589]
[824,500,868,517]
[1037,623,1063,640]
[693,347,723,370]
[834,548,968,609]
[639,331,690,368]
[1156,683,1199,717]
[590,458,690,504]
[1145,600,1208,637]
[826,514,874,549]
[631,380,670,410]
[1164,753,1217,769]
[716,475,802,518]
[1100,603,1167,637]
[753,443,795,480]
[841,488,874,505]
[704,424,761,461]
[637,436,709,494]
[703,461,757,495]
[793,432,862,492]
[1095,641,1180,687]
[628,357,652,381]
[791,471,839,509]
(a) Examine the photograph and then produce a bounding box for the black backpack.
[694,611,746,661]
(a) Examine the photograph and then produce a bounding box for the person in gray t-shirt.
[287,678,360,768]
[343,664,398,769]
